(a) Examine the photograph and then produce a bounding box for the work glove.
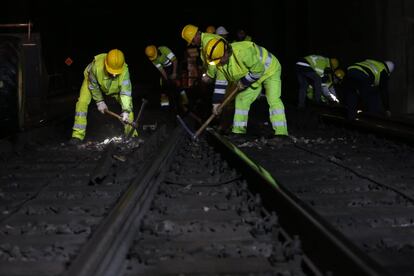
[201,73,212,83]
[96,101,108,114]
[121,112,130,123]
[237,82,247,92]
[212,103,221,115]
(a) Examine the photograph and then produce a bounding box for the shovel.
[192,83,239,139]
[126,99,148,139]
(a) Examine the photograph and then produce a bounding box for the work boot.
[68,137,82,146]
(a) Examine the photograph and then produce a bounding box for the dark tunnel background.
[2,0,414,114]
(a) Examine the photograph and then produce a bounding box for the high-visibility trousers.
[72,78,138,140]
[232,70,288,135]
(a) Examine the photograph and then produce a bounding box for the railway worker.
[181,24,224,83]
[69,49,138,145]
[216,26,230,40]
[343,59,394,120]
[234,28,252,42]
[144,45,184,111]
[203,38,289,142]
[296,54,339,108]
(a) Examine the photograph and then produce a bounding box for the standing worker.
[145,45,182,110]
[296,54,339,108]
[204,38,289,142]
[343,59,394,119]
[69,49,137,145]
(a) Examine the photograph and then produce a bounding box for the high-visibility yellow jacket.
[151,46,176,69]
[303,55,330,77]
[348,59,390,86]
[208,41,280,103]
[85,54,133,112]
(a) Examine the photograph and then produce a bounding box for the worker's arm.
[171,58,178,79]
[119,69,133,113]
[239,46,265,90]
[162,46,177,79]
[212,70,228,104]
[156,65,168,81]
[87,62,104,102]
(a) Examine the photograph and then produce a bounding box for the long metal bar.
[0,22,33,40]
[176,115,196,138]
[206,128,388,276]
[65,127,182,276]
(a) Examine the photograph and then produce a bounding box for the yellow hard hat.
[145,45,157,61]
[205,38,226,65]
[105,49,125,75]
[206,26,216,34]
[330,58,339,70]
[182,24,198,45]
[334,68,345,80]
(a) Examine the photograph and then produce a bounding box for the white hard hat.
[385,61,394,73]
[216,26,229,35]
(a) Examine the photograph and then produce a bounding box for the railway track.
[121,135,319,275]
[0,127,168,276]
[239,106,414,276]
[1,106,410,275]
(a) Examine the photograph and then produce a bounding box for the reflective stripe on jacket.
[152,46,176,69]
[84,53,133,112]
[212,41,280,102]
[348,59,389,86]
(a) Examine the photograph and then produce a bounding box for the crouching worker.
[69,49,138,145]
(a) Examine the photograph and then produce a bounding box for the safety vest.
[152,46,176,69]
[212,41,280,102]
[84,54,133,112]
[217,41,278,84]
[348,59,389,86]
[304,55,330,77]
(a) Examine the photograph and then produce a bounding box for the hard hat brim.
[208,60,220,65]
[105,60,125,75]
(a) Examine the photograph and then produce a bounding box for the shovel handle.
[105,109,137,128]
[126,99,148,139]
[193,83,239,139]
